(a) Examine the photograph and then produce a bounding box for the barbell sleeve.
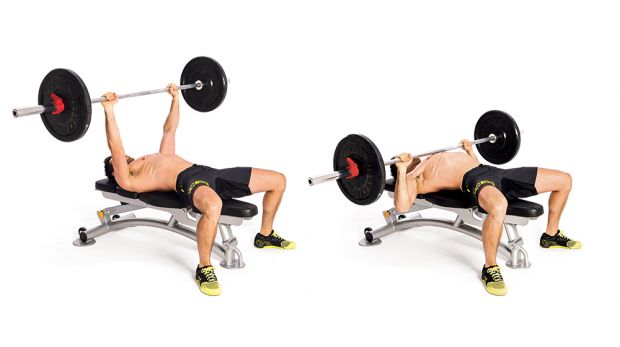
[12,82,203,118]
[307,134,498,186]
[308,170,349,186]
[13,105,57,118]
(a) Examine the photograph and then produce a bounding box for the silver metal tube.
[384,135,496,166]
[12,82,202,118]
[91,82,199,103]
[307,171,347,186]
[13,105,56,118]
[308,134,497,186]
[503,222,520,242]
[218,223,235,241]
[80,224,111,240]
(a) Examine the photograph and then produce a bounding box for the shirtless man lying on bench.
[392,141,580,296]
[101,85,294,296]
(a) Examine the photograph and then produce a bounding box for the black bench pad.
[95,179,258,218]
[384,179,543,218]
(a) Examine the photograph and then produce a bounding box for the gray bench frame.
[359,191,537,269]
[73,190,251,269]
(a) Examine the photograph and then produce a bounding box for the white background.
[1,1,618,346]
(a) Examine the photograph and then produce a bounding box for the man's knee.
[196,195,223,217]
[478,187,508,218]
[272,172,286,192]
[488,198,508,217]
[561,172,572,191]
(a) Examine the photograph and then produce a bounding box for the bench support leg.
[358,209,421,247]
[504,223,531,269]
[218,224,245,269]
[359,208,405,246]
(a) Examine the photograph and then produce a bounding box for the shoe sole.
[481,278,507,296]
[540,244,582,250]
[254,244,296,250]
[196,279,221,296]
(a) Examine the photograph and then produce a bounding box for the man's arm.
[461,139,480,163]
[393,153,422,213]
[159,84,180,154]
[103,92,132,190]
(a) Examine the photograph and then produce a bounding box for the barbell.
[11,56,228,142]
[307,110,521,205]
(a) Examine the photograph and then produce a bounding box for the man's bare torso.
[408,151,480,194]
[125,153,192,193]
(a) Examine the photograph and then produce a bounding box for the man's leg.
[192,185,223,296]
[534,168,580,249]
[477,186,508,267]
[248,168,286,236]
[534,168,572,236]
[248,168,294,250]
[193,185,223,266]
[477,185,508,296]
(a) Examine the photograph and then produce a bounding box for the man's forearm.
[394,168,412,212]
[163,98,180,133]
[104,108,124,152]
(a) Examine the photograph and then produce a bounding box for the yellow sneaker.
[481,265,507,296]
[540,230,582,249]
[195,265,221,296]
[254,230,296,250]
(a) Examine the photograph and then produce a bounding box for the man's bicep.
[111,150,131,185]
[408,175,419,203]
[159,132,175,154]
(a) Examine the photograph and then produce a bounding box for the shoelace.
[487,267,503,282]
[270,231,285,242]
[555,231,571,243]
[200,267,217,282]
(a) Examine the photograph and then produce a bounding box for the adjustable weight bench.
[73,179,258,269]
[359,179,544,269]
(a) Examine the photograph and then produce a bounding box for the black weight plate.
[180,56,228,112]
[38,69,91,142]
[333,134,386,205]
[474,110,520,164]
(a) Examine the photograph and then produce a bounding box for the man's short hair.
[104,156,116,185]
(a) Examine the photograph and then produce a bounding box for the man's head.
[104,155,135,184]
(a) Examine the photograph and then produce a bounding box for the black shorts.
[175,164,252,210]
[461,164,538,206]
